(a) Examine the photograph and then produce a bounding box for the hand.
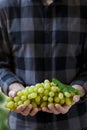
[41,95,80,114]
[42,85,85,114]
[8,82,24,97]
[72,84,86,97]
[8,83,41,116]
[15,104,41,116]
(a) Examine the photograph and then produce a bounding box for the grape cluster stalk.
[4,79,80,110]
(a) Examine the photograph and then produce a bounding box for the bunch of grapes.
[4,79,78,110]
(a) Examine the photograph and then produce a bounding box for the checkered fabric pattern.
[0,0,87,130]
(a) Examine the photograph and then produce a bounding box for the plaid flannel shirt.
[0,0,87,130]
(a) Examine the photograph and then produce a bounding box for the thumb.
[73,95,80,103]
[8,90,17,97]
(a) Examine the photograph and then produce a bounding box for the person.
[0,0,87,130]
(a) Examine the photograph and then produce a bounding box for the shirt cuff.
[0,75,25,95]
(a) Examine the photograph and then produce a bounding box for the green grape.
[38,87,44,94]
[58,92,64,99]
[44,79,50,84]
[28,87,34,93]
[18,101,23,106]
[6,97,13,102]
[48,97,53,103]
[35,96,41,104]
[33,87,38,93]
[54,97,59,103]
[70,92,75,97]
[40,102,47,108]
[42,96,48,101]
[25,86,30,91]
[50,82,56,86]
[65,97,72,105]
[28,94,32,99]
[44,83,51,90]
[39,93,44,98]
[59,99,65,105]
[23,89,29,96]
[24,100,30,106]
[35,83,43,89]
[30,93,37,99]
[14,103,18,108]
[14,96,20,102]
[44,90,49,96]
[51,86,58,92]
[21,95,27,101]
[49,92,55,97]
[32,102,37,108]
[30,85,35,89]
[17,91,23,97]
[7,101,15,110]
[56,87,61,92]
[64,92,71,97]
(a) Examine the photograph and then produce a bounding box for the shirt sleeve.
[0,9,25,95]
[70,36,87,99]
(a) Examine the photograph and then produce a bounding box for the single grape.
[50,82,56,86]
[32,102,37,108]
[51,86,58,93]
[49,92,55,97]
[40,102,47,108]
[59,99,65,105]
[38,87,44,94]
[21,95,27,101]
[44,90,49,96]
[17,91,23,97]
[64,92,71,97]
[44,83,51,90]
[44,79,50,84]
[28,87,34,93]
[65,97,72,105]
[58,92,64,99]
[42,96,48,101]
[14,103,18,108]
[23,89,29,96]
[30,93,37,99]
[18,101,23,106]
[24,100,30,106]
[35,96,41,105]
[54,97,59,103]
[14,96,20,102]
[48,97,53,103]
[7,101,15,110]
[35,83,43,89]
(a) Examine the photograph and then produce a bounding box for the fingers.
[15,104,27,113]
[42,104,71,114]
[55,104,71,114]
[48,104,61,114]
[42,104,61,114]
[15,104,40,116]
[20,105,33,116]
[29,108,40,116]
[15,103,71,116]
[42,107,53,113]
